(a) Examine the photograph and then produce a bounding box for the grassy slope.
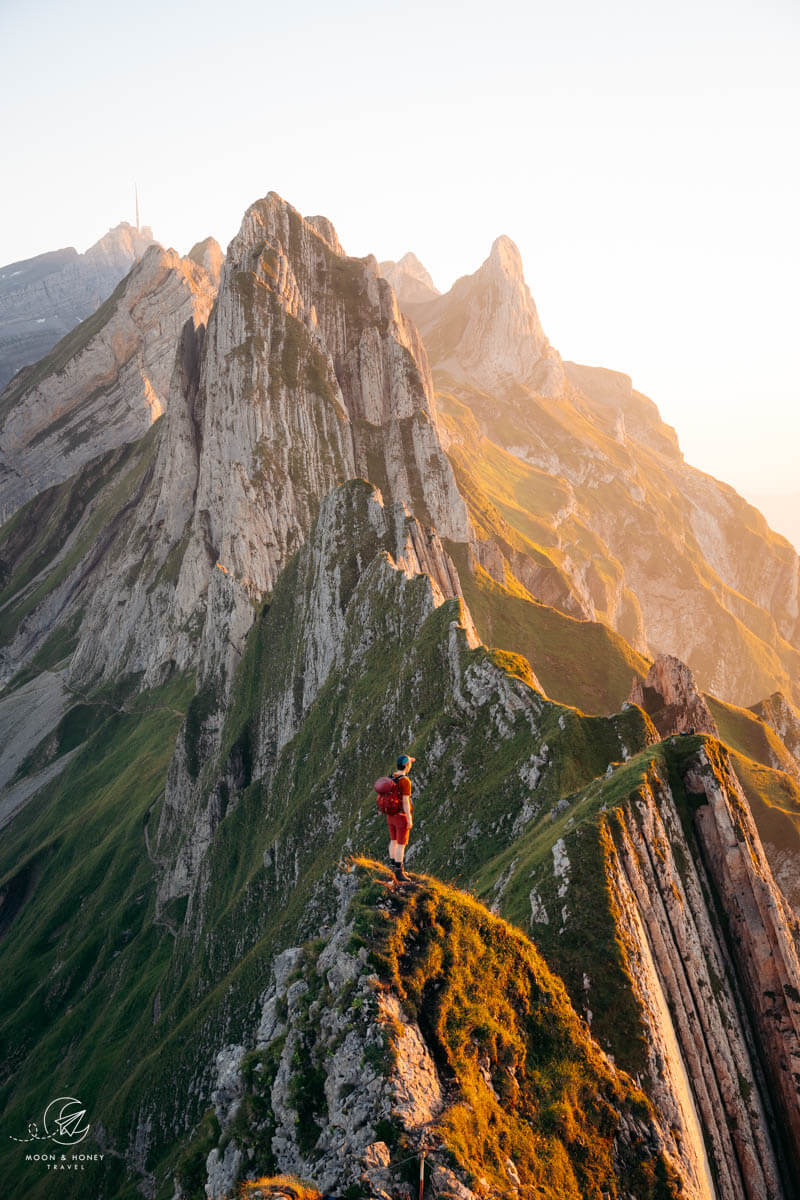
[450,543,650,715]
[707,693,798,779]
[348,860,681,1200]
[0,672,193,1199]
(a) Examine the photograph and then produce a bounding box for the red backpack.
[374,776,402,815]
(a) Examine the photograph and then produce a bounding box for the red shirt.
[393,773,413,813]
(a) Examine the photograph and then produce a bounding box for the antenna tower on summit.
[135,183,140,233]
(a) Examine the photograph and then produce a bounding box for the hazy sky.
[1,0,798,535]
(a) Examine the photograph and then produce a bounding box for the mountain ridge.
[2,193,800,1199]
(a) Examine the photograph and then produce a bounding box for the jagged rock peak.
[485,232,525,279]
[378,252,439,304]
[408,233,565,397]
[397,251,438,290]
[630,654,719,737]
[84,221,158,268]
[304,214,345,255]
[187,236,223,287]
[61,189,470,688]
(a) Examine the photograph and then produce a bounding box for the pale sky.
[1,0,798,539]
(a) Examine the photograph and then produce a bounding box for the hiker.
[376,754,415,883]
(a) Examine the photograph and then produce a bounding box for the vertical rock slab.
[685,746,800,1192]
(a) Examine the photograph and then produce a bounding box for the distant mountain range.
[0,222,158,392]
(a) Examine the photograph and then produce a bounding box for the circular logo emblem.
[42,1097,90,1146]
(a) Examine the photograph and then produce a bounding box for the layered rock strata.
[685,747,800,1189]
[609,764,783,1199]
[0,243,218,517]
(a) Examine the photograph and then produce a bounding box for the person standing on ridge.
[387,754,415,883]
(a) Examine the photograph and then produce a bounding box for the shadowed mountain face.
[394,243,800,709]
[0,223,158,391]
[2,193,800,1200]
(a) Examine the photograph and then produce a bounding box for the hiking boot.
[394,862,411,883]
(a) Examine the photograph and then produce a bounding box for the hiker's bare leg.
[389,839,398,859]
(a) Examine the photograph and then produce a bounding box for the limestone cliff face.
[152,479,475,919]
[0,244,218,518]
[0,222,158,391]
[402,243,800,707]
[66,193,468,692]
[607,760,785,1200]
[685,748,800,1178]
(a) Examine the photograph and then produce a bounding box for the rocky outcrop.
[609,762,783,1199]
[202,870,448,1200]
[526,737,800,1199]
[630,653,719,737]
[0,222,157,391]
[750,691,800,774]
[0,244,218,518]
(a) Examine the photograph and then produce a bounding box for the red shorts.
[387,812,410,845]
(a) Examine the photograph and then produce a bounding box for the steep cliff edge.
[0,243,218,517]
[503,734,800,1199]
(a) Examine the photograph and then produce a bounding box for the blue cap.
[397,754,416,769]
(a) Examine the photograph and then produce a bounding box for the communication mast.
[135,183,140,233]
